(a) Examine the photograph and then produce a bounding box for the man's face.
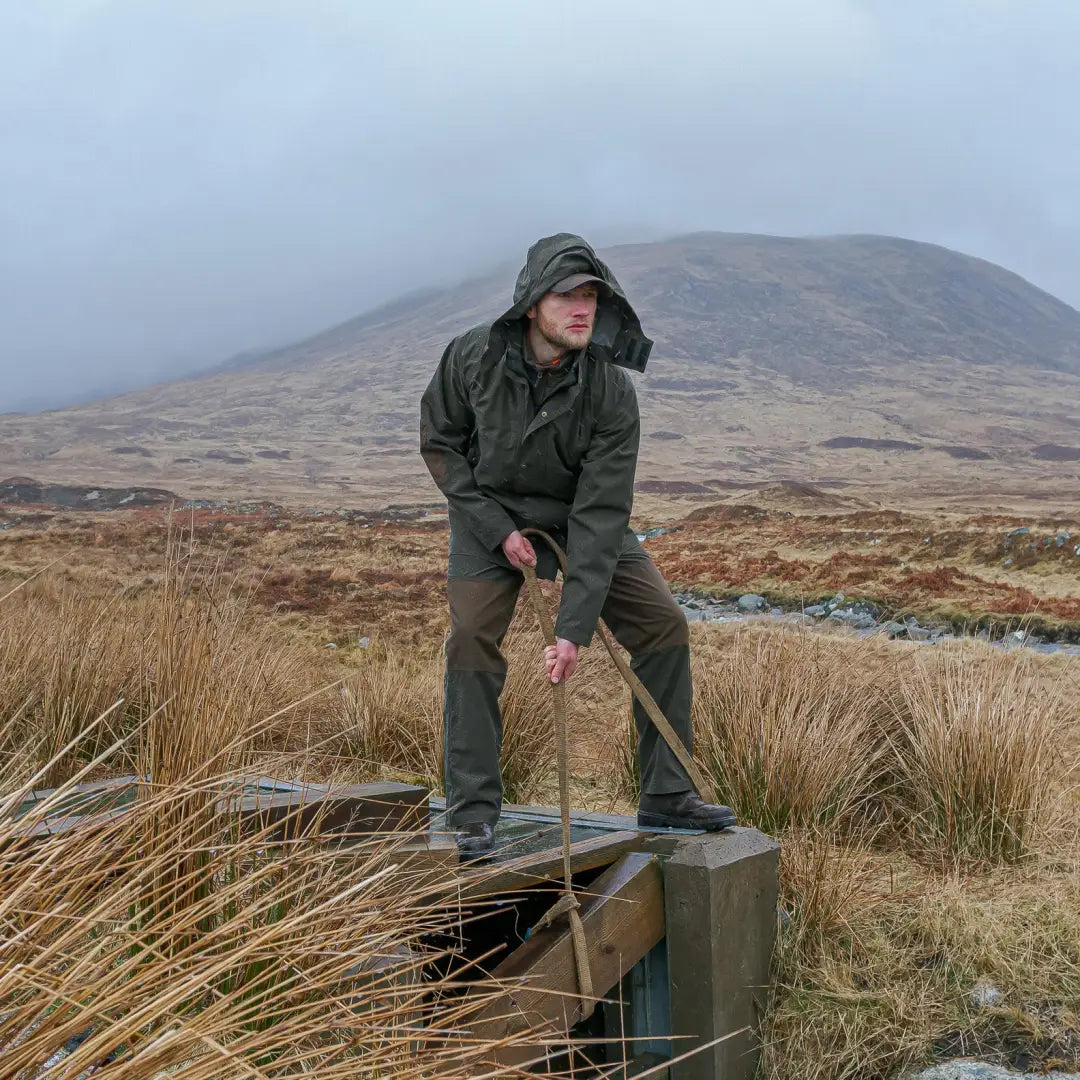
[527,284,598,352]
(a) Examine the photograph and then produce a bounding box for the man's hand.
[502,530,536,569]
[544,638,579,684]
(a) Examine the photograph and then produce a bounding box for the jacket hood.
[492,233,652,373]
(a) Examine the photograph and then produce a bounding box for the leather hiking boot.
[454,821,496,861]
[637,791,737,832]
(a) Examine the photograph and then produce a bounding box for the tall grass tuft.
[334,641,443,787]
[0,584,142,785]
[0,548,317,789]
[0,557,593,1079]
[776,826,880,965]
[0,757,574,1077]
[691,627,892,835]
[497,628,555,804]
[330,625,557,803]
[886,646,1067,863]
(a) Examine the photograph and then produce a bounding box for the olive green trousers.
[443,537,694,827]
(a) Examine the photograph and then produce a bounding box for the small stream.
[671,590,1080,657]
[634,527,1080,658]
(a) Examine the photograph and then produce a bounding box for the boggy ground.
[1,494,1079,1080]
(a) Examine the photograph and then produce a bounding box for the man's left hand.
[544,638,579,684]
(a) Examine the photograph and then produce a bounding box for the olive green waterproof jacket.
[419,233,653,646]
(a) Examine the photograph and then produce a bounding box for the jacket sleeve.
[555,372,639,645]
[419,337,517,551]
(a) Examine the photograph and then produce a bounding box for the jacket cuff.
[554,609,596,648]
[468,503,518,552]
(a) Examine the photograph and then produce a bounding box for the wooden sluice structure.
[9,776,780,1079]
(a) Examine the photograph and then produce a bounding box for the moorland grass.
[1,550,1077,1079]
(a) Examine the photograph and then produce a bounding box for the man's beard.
[536,310,593,353]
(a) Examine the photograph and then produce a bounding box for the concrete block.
[663,827,781,1080]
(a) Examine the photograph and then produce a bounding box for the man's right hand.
[502,530,537,569]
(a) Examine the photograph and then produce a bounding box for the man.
[420,233,735,859]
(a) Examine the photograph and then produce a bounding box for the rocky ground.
[909,1065,1080,1079]
[674,589,1080,655]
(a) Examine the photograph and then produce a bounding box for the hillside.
[3,232,1080,510]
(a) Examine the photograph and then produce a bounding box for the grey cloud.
[1,0,1078,411]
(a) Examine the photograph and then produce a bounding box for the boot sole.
[637,809,737,832]
[456,843,496,862]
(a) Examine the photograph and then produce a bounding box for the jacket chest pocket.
[527,414,588,479]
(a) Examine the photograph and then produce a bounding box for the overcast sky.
[2,0,1078,412]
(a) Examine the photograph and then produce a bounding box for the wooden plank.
[454,830,644,901]
[467,852,665,1062]
[235,782,429,841]
[324,832,459,879]
[494,803,640,832]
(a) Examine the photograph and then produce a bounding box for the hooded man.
[420,233,735,859]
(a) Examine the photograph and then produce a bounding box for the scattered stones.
[905,1063,1080,1080]
[829,613,872,630]
[968,980,1003,1009]
[670,591,1079,656]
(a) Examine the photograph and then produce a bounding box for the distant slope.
[217,231,1080,382]
[3,232,1080,508]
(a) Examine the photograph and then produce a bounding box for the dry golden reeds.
[690,627,893,835]
[0,583,142,785]
[0,553,317,791]
[333,641,443,787]
[0,758,584,1078]
[885,644,1071,863]
[4,527,1078,1080]
[0,551,606,1080]
[496,628,555,804]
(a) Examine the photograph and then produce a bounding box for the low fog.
[2,0,1079,412]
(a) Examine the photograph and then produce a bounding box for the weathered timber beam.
[467,851,665,1063]
[235,781,429,840]
[665,827,781,1080]
[5,779,429,847]
[454,830,644,901]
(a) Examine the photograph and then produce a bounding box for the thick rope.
[518,528,716,1023]
[520,556,594,1020]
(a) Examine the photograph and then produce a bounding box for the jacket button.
[541,410,548,417]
